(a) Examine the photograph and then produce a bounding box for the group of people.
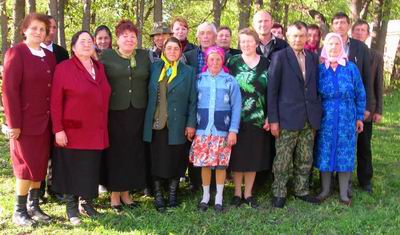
[1,9,383,227]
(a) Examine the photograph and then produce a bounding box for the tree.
[136,0,145,48]
[391,40,400,84]
[1,0,8,60]
[350,0,372,21]
[154,0,162,23]
[254,0,263,11]
[213,0,222,28]
[82,0,91,31]
[12,0,25,45]
[58,0,67,48]
[28,0,36,13]
[371,0,392,54]
[238,0,251,30]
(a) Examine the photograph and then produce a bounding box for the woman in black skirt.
[50,31,111,225]
[99,20,152,212]
[143,37,197,212]
[227,28,273,209]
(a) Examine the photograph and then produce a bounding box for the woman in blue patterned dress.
[315,33,366,206]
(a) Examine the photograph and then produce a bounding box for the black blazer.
[183,47,201,75]
[52,43,69,64]
[256,36,288,68]
[368,49,384,120]
[348,38,373,112]
[268,47,322,130]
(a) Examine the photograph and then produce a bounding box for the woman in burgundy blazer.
[50,31,110,225]
[2,13,56,226]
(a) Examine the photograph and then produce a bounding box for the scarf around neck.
[115,48,136,69]
[158,53,178,84]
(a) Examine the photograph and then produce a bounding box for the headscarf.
[158,53,178,84]
[115,48,136,69]
[320,32,347,69]
[201,46,229,73]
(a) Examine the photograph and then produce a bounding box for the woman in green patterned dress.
[227,28,272,209]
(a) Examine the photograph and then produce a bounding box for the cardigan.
[2,42,56,135]
[195,70,241,137]
[51,56,111,150]
[143,61,197,145]
[100,48,151,110]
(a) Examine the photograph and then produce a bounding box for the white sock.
[215,184,224,205]
[201,185,210,203]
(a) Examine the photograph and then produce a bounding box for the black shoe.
[13,195,35,226]
[79,199,99,217]
[153,180,165,212]
[244,196,258,208]
[361,184,372,194]
[271,197,286,208]
[197,202,209,212]
[295,194,321,204]
[27,189,52,223]
[65,194,81,225]
[111,204,123,213]
[214,204,223,213]
[230,196,242,207]
[168,179,179,208]
[121,200,139,209]
[47,187,64,202]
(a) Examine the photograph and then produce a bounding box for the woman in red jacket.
[2,13,56,226]
[50,31,111,225]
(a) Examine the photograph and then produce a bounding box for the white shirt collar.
[40,42,53,52]
[26,43,46,57]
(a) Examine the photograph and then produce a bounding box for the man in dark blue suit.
[268,21,322,208]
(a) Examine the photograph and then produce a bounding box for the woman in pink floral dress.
[189,46,241,212]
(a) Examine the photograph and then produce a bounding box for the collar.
[40,42,53,52]
[25,42,46,57]
[260,34,276,46]
[292,48,306,56]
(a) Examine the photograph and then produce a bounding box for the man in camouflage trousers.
[267,21,322,208]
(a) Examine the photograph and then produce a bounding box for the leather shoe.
[361,184,373,194]
[339,198,352,207]
[271,197,286,208]
[244,196,258,208]
[230,196,242,207]
[214,204,223,213]
[111,204,123,213]
[122,200,139,209]
[295,194,321,204]
[198,202,209,212]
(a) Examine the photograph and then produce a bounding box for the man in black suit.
[268,22,322,208]
[351,19,384,193]
[216,26,241,61]
[331,13,374,193]
[41,16,69,64]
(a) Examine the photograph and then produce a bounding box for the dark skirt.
[103,106,147,191]
[230,122,273,172]
[150,128,186,179]
[52,147,101,199]
[10,128,50,181]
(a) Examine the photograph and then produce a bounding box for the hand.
[373,113,382,123]
[364,111,371,120]
[227,132,237,146]
[9,128,21,139]
[263,119,270,131]
[356,120,364,133]
[270,123,280,138]
[55,131,68,147]
[185,127,195,141]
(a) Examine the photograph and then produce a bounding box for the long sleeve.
[50,65,65,133]
[361,44,373,113]
[267,52,282,123]
[2,48,24,129]
[229,79,242,133]
[186,68,197,128]
[351,64,367,121]
[374,52,384,115]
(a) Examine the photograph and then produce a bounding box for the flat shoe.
[111,204,123,213]
[230,196,242,207]
[122,201,139,209]
[339,199,352,207]
[197,202,209,212]
[214,204,223,213]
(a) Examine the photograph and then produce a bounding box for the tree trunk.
[238,0,251,30]
[12,0,25,45]
[82,0,91,31]
[153,0,162,23]
[28,0,36,13]
[49,0,58,21]
[136,0,145,48]
[254,0,263,11]
[213,0,222,28]
[371,0,391,54]
[371,0,383,50]
[282,3,289,31]
[350,0,362,21]
[391,40,400,84]
[58,0,66,48]
[1,0,8,60]
[270,0,280,22]
[360,0,372,19]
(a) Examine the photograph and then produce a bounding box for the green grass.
[1,90,400,234]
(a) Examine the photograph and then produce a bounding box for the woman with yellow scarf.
[143,37,197,212]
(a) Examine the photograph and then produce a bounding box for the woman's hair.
[95,25,112,38]
[238,27,260,44]
[162,36,182,51]
[115,20,138,37]
[70,30,94,56]
[20,13,50,38]
[170,16,189,29]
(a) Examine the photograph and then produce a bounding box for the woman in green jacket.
[143,37,197,212]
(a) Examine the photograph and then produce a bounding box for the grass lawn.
[0,90,399,234]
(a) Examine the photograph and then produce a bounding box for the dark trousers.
[357,121,373,187]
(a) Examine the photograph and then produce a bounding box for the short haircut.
[272,23,284,31]
[238,27,260,44]
[115,20,138,37]
[70,30,94,56]
[288,21,308,31]
[352,19,370,33]
[253,10,273,26]
[307,24,321,36]
[196,22,217,37]
[332,12,350,24]
[20,13,50,37]
[217,26,232,35]
[171,16,189,29]
[163,36,182,51]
